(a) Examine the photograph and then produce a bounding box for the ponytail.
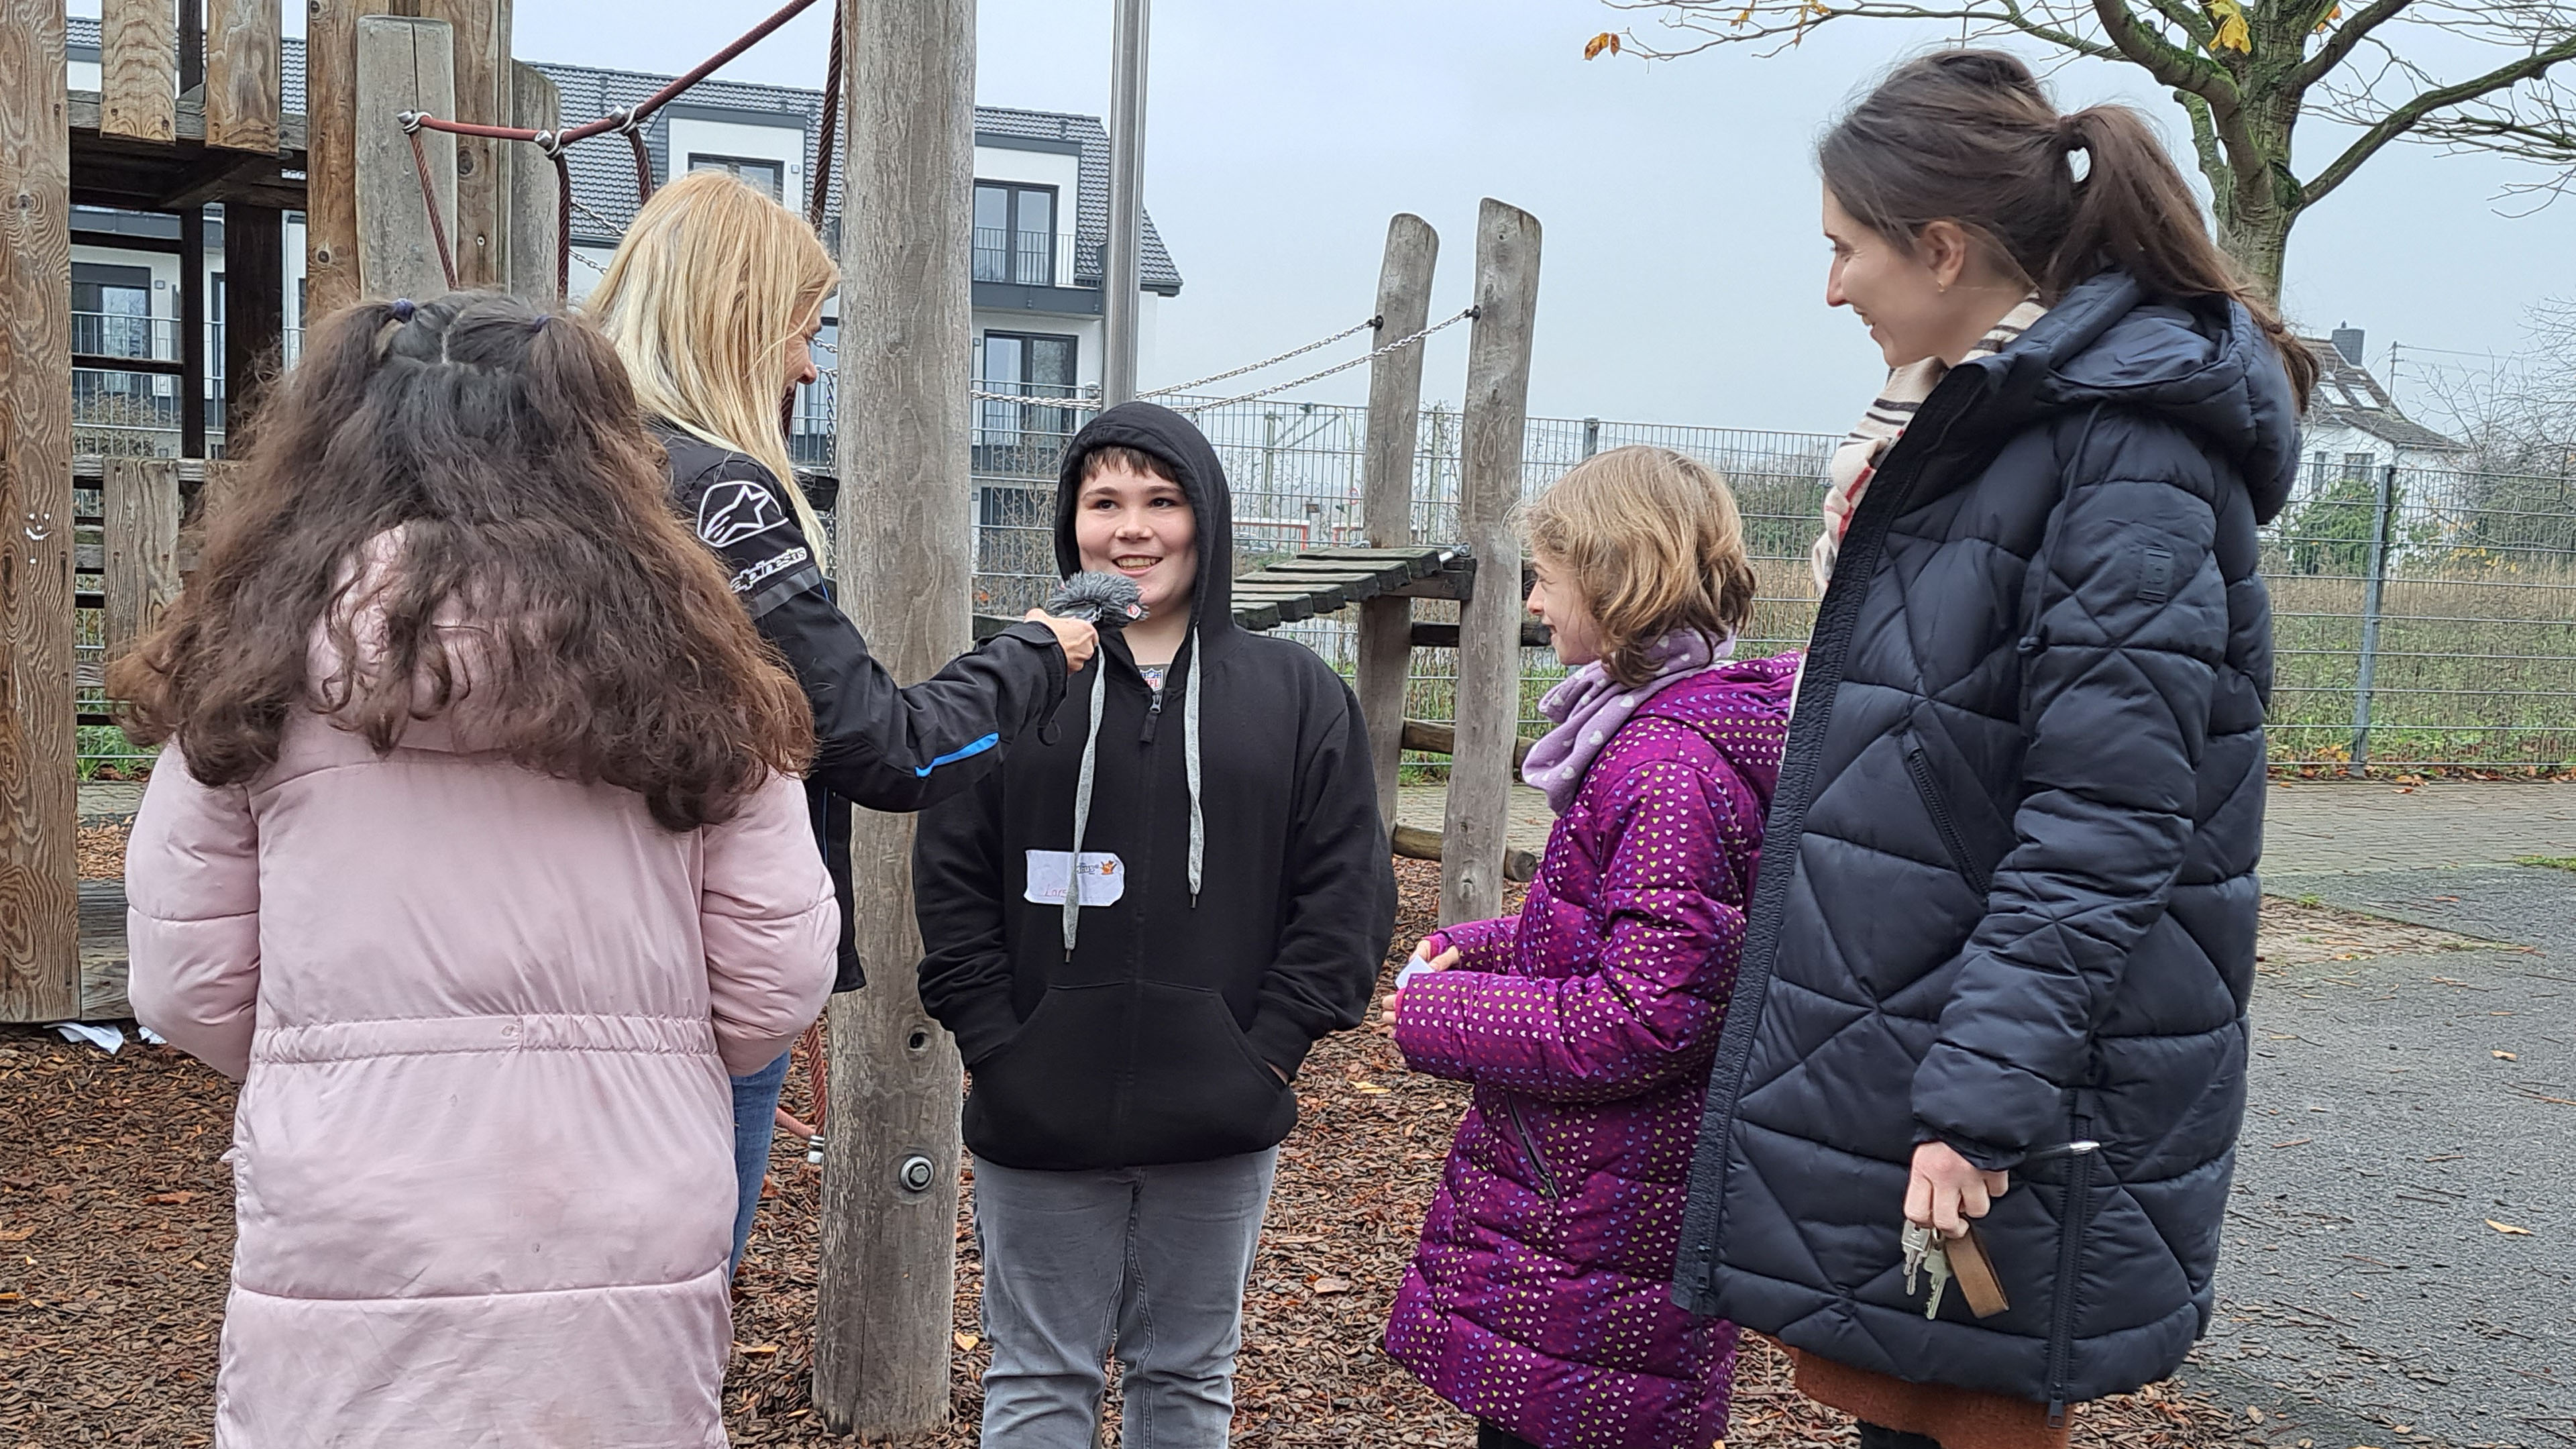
[1821,50,2315,407]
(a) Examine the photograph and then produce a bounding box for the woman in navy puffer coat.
[1672,52,2317,1448]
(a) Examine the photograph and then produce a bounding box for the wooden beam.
[1358,214,1438,836]
[103,458,183,663]
[0,0,82,1022]
[1400,717,1536,771]
[102,0,178,143]
[354,16,458,301]
[1439,199,1540,928]
[205,0,282,154]
[304,1,402,317]
[1391,824,1536,885]
[812,0,973,1436]
[412,0,507,288]
[1407,618,1551,651]
[504,60,560,303]
[223,203,284,433]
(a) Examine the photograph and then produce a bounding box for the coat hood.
[1054,400,1237,638]
[1964,271,2302,524]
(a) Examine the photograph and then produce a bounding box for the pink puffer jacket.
[1385,652,1794,1449]
[126,594,837,1448]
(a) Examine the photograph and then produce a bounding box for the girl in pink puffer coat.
[1384,447,1792,1449]
[117,292,837,1448]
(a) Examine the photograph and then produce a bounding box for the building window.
[2343,451,2376,480]
[690,154,784,201]
[973,182,1055,287]
[973,329,1077,470]
[72,262,154,360]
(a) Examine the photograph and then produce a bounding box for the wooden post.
[223,203,284,438]
[1355,213,1437,837]
[811,0,973,1436]
[354,16,458,303]
[0,0,80,1022]
[304,0,366,316]
[101,0,178,143]
[504,60,561,303]
[205,0,281,154]
[1438,199,1540,928]
[103,458,183,662]
[413,0,508,288]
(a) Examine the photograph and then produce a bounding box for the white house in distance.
[63,17,1184,462]
[2297,325,2467,486]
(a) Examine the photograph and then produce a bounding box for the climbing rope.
[1138,315,1381,400]
[1171,306,1478,413]
[392,0,830,302]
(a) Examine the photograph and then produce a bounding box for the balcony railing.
[970,225,1055,288]
[70,312,303,456]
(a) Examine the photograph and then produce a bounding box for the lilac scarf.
[1519,628,1736,814]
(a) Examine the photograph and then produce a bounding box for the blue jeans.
[728,1051,792,1276]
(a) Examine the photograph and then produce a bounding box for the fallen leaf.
[955,1332,981,1351]
[2492,1050,2518,1061]
[733,1342,781,1356]
[0,1227,34,1242]
[2486,1220,2534,1236]
[1352,1082,1391,1095]
[144,1191,195,1205]
[2247,1405,2265,1422]
[1582,31,1621,59]
[1309,1275,1353,1295]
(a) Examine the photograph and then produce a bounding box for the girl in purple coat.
[1383,445,1794,1449]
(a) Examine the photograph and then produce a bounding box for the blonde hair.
[585,168,838,546]
[1519,445,1758,688]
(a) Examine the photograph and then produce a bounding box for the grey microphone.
[1044,572,1147,630]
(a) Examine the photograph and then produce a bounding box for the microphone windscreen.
[1044,572,1147,629]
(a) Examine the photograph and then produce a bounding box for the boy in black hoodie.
[915,402,1395,1448]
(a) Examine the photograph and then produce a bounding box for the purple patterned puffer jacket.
[1385,651,1795,1449]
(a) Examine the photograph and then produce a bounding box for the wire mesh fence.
[908,394,2576,771]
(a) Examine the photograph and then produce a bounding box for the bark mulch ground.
[9,850,2269,1447]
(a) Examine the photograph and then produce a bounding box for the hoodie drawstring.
[1061,627,1206,959]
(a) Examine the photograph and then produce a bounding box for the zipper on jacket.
[2044,1127,2097,1428]
[1904,743,1991,894]
[1504,1096,1562,1202]
[1139,672,1165,743]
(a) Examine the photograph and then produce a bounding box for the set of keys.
[1898,1140,2098,1320]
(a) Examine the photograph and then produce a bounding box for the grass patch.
[2516,855,2576,873]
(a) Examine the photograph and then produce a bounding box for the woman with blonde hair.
[588,167,1096,1273]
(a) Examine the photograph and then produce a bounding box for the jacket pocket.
[1904,730,1994,896]
[1124,983,1297,1166]
[961,983,1126,1167]
[1501,1094,1562,1202]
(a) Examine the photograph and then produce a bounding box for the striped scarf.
[1811,297,2048,591]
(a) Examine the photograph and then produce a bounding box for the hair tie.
[2056,112,2088,152]
[390,298,416,322]
[531,315,553,333]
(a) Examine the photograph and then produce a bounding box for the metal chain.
[1172,307,1477,413]
[1138,316,1379,399]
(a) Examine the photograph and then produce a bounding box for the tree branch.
[2137,0,2214,50]
[2088,0,2237,108]
[2304,34,2576,205]
[2294,0,2417,90]
[1607,1,2123,63]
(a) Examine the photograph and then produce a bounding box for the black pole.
[180,207,206,458]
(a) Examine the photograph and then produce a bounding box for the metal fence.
[888,393,2576,771]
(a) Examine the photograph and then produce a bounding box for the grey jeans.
[972,1148,1279,1449]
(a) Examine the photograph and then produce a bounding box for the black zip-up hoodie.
[659,426,1068,992]
[912,402,1397,1171]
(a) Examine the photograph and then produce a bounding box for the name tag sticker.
[1024,850,1126,906]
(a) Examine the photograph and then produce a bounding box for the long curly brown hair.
[111,291,814,830]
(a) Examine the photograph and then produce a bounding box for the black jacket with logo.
[660,427,1068,991]
[911,402,1397,1171]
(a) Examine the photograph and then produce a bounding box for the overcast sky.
[262,0,2576,434]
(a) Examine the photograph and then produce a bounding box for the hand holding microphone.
[1029,571,1148,675]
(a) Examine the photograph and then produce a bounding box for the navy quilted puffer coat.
[1672,271,2299,1416]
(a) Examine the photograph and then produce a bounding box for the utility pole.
[1102,0,1148,404]
[810,0,975,1436]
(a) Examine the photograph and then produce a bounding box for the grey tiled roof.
[64,16,1180,294]
[2298,337,2465,453]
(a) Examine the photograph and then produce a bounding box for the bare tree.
[1594,2,2576,301]
[2406,297,2576,474]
